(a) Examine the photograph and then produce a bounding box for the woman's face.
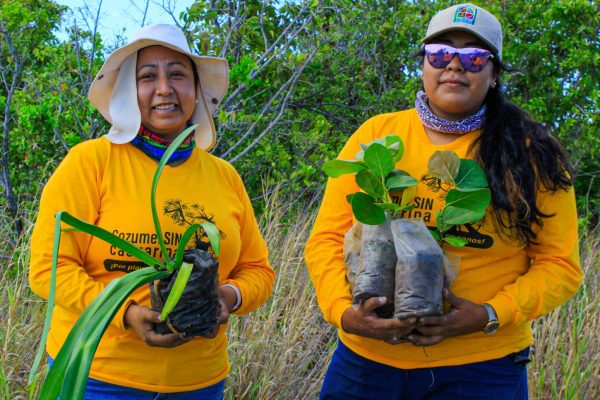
[422,31,496,121]
[136,46,196,140]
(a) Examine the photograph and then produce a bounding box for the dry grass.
[0,196,598,399]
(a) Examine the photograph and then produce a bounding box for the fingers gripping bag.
[391,218,444,319]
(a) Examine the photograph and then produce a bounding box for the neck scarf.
[415,91,485,134]
[131,125,195,165]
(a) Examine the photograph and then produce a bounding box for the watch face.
[484,320,500,334]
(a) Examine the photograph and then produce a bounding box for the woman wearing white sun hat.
[30,24,275,398]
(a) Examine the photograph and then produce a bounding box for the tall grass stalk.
[1,195,598,399]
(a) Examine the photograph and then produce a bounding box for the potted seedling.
[392,150,491,319]
[323,135,418,317]
[28,125,221,400]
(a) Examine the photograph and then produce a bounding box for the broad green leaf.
[455,159,489,190]
[160,262,194,320]
[351,192,386,225]
[443,235,469,247]
[356,169,384,199]
[151,125,198,264]
[322,159,366,178]
[429,229,441,241]
[386,174,418,190]
[364,143,394,178]
[346,193,355,205]
[428,150,460,181]
[440,189,491,230]
[384,135,404,163]
[356,135,403,162]
[375,203,401,213]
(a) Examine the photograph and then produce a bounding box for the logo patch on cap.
[453,6,478,25]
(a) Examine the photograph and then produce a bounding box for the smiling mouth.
[153,104,178,111]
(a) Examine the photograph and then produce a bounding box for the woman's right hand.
[124,304,191,348]
[341,297,417,345]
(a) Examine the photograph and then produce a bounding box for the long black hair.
[472,68,574,246]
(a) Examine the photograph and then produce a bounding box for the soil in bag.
[352,220,396,318]
[391,218,444,319]
[151,248,220,338]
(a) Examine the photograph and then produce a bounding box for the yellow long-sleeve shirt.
[30,137,275,392]
[305,109,582,368]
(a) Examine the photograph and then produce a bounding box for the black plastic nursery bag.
[151,248,220,338]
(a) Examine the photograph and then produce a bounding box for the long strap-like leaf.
[28,211,163,385]
[151,124,198,269]
[40,267,169,400]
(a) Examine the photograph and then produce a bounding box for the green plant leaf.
[40,266,169,399]
[28,214,62,385]
[440,188,491,230]
[374,203,401,213]
[60,212,161,267]
[355,135,402,161]
[346,193,355,205]
[455,159,489,190]
[29,211,163,385]
[151,124,198,265]
[356,169,384,199]
[386,174,418,190]
[428,150,460,181]
[364,143,394,178]
[385,135,404,163]
[429,229,441,241]
[160,262,194,320]
[322,159,366,178]
[351,192,386,225]
[200,222,221,256]
[443,235,469,247]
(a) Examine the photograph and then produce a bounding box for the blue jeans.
[320,340,529,400]
[47,357,224,399]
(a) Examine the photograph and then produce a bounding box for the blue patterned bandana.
[131,124,195,165]
[415,91,485,134]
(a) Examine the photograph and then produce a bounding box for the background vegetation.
[1,0,598,398]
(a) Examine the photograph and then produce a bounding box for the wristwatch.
[482,303,500,334]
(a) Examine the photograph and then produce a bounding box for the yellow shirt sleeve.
[29,140,132,330]
[487,185,583,326]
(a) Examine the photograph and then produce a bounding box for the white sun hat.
[88,24,229,150]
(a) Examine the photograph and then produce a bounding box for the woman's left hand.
[202,286,238,338]
[408,289,488,346]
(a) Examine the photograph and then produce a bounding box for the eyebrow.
[137,61,187,70]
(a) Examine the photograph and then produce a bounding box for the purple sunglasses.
[424,44,494,72]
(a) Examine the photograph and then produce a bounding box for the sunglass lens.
[426,46,451,68]
[459,53,489,72]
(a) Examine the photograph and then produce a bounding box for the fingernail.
[378,297,387,303]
